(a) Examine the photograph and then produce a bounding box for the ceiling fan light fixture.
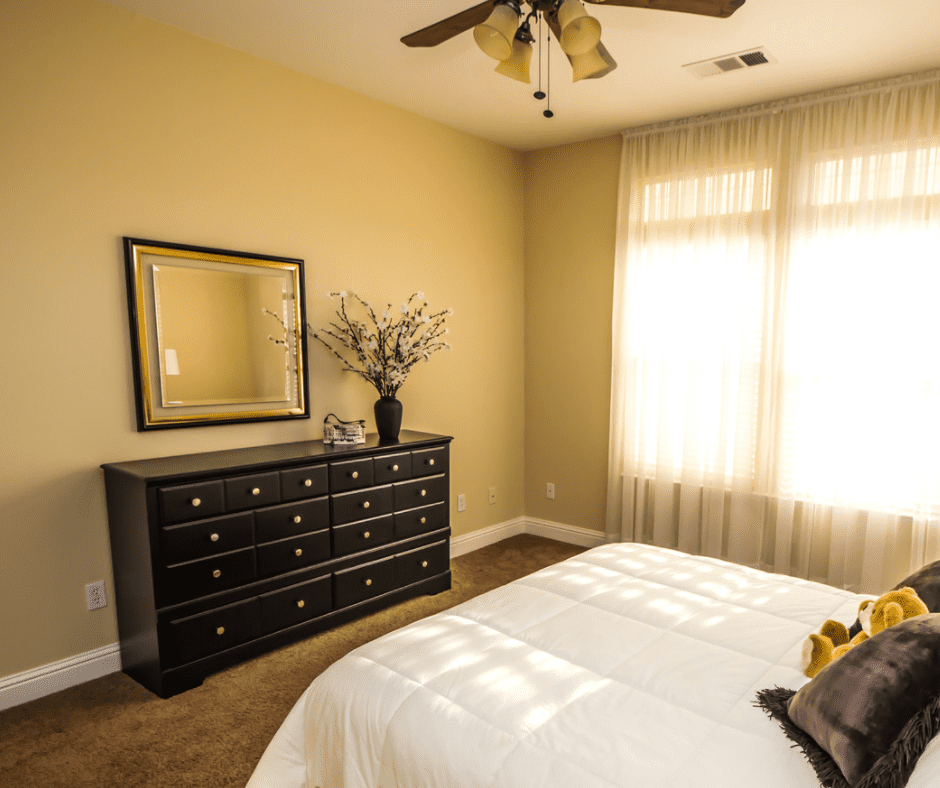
[570,44,615,81]
[557,0,601,56]
[495,38,533,83]
[473,1,522,61]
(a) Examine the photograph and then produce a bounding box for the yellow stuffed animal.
[801,587,928,678]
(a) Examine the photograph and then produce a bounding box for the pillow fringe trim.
[755,687,940,788]
[754,687,847,788]
[859,695,940,788]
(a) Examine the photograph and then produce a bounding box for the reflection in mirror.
[124,238,309,430]
[152,263,291,407]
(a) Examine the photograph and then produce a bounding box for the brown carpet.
[0,535,586,788]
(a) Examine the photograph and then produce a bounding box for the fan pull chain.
[534,13,545,100]
[544,29,553,118]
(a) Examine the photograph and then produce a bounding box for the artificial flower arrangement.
[310,290,452,399]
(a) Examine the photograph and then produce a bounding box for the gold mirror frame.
[123,237,309,430]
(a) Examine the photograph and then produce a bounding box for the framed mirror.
[123,237,309,430]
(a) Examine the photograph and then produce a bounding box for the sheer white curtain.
[606,71,940,593]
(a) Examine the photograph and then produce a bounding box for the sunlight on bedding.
[248,543,913,788]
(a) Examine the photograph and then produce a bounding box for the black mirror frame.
[123,237,310,431]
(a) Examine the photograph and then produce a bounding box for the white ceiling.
[102,0,940,151]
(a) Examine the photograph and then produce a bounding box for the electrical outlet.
[546,482,555,500]
[488,487,496,505]
[85,580,107,611]
[457,493,466,512]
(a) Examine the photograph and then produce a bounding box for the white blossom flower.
[308,290,452,398]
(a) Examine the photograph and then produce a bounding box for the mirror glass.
[124,238,309,430]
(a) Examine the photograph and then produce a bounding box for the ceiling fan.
[401,1,746,89]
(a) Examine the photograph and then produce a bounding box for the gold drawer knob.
[297,599,305,609]
[429,459,435,466]
[295,548,303,557]
[210,533,220,542]
[304,478,312,487]
[364,578,372,586]
[252,487,261,496]
[352,471,359,479]
[294,515,302,523]
[216,626,225,636]
[422,560,428,568]
[420,489,427,497]
[392,464,399,472]
[363,531,371,539]
[420,517,427,524]
[191,498,201,507]
[363,501,370,509]
[212,569,222,578]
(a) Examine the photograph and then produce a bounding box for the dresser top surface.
[102,430,452,482]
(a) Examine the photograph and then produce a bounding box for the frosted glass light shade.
[473,4,520,61]
[494,38,533,83]
[571,44,616,81]
[558,0,601,56]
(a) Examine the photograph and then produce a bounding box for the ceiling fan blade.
[401,1,498,47]
[582,0,745,18]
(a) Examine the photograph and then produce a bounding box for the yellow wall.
[523,138,621,532]
[0,0,526,678]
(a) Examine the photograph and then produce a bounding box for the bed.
[245,542,940,788]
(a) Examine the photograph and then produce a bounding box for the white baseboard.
[521,516,608,549]
[1,517,603,710]
[449,516,606,557]
[0,643,122,711]
[450,516,527,557]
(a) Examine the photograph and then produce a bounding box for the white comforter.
[246,542,940,788]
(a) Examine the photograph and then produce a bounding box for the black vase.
[374,396,402,442]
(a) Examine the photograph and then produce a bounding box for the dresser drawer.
[395,540,449,586]
[332,485,394,525]
[256,529,331,579]
[259,574,332,635]
[162,547,257,605]
[373,452,412,484]
[394,474,447,511]
[333,555,396,609]
[412,447,448,478]
[255,497,329,542]
[332,514,395,557]
[329,458,374,492]
[394,502,446,540]
[280,464,328,501]
[163,597,261,668]
[160,481,225,524]
[161,512,254,564]
[225,472,280,511]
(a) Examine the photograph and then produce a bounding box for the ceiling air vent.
[682,47,775,79]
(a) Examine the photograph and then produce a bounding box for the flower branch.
[309,290,452,398]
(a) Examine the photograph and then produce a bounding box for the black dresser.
[101,431,452,698]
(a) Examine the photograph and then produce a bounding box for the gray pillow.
[849,560,940,639]
[756,614,940,788]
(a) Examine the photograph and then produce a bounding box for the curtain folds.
[607,71,940,594]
